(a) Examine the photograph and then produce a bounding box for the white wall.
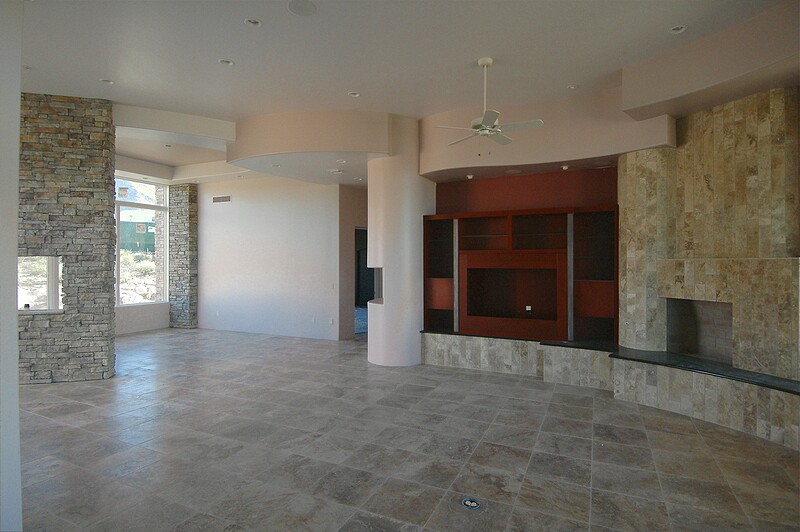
[198,176,341,340]
[367,115,436,366]
[115,303,170,336]
[0,2,23,528]
[338,186,368,340]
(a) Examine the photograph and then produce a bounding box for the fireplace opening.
[666,298,733,366]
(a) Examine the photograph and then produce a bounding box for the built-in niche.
[667,298,733,365]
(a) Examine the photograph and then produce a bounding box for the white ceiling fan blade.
[490,132,513,145]
[498,119,544,132]
[435,125,476,131]
[481,109,500,128]
[448,133,476,146]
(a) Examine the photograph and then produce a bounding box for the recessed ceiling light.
[466,174,474,180]
[244,18,262,27]
[22,65,32,71]
[670,24,687,34]
[287,0,317,16]
[164,144,172,148]
[328,169,343,174]
[336,159,347,164]
[219,59,235,66]
[99,79,114,85]
[353,177,363,181]
[561,165,569,170]
[505,169,522,175]
[347,91,360,98]
[567,84,579,90]
[271,164,281,168]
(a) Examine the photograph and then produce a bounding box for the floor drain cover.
[462,497,480,510]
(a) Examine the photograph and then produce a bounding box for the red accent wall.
[436,167,617,214]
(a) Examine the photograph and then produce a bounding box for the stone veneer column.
[169,184,198,328]
[617,148,675,350]
[18,93,116,383]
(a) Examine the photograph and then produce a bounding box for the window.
[115,178,168,305]
[18,256,62,310]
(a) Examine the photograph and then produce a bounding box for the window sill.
[115,301,168,309]
[18,309,65,316]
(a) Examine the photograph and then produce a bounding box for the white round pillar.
[367,115,435,366]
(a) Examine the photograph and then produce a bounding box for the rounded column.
[367,115,435,366]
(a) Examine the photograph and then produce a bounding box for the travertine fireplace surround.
[619,87,799,382]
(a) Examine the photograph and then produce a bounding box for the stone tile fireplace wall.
[613,86,799,447]
[619,87,799,380]
[659,258,799,379]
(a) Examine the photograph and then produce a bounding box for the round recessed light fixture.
[670,24,687,34]
[353,177,363,181]
[347,91,360,98]
[271,164,281,168]
[561,164,569,170]
[99,78,114,85]
[244,18,262,27]
[164,144,172,148]
[567,84,579,90]
[328,168,343,174]
[219,59,235,66]
[287,0,317,16]
[336,159,347,164]
[466,174,474,180]
[505,169,522,175]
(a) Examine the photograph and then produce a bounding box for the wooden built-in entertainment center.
[423,205,617,343]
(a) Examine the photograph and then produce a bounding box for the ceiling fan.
[436,57,544,146]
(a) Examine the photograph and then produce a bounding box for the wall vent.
[212,195,231,203]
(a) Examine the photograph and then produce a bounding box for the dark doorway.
[355,229,373,335]
[355,229,374,305]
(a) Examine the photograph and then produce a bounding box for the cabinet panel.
[425,278,454,310]
[574,280,616,318]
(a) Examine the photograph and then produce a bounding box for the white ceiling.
[20,0,783,172]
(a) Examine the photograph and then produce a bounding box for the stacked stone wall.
[169,184,198,328]
[18,93,116,383]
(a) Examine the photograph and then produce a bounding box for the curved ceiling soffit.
[419,85,676,180]
[228,110,391,185]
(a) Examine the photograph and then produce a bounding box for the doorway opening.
[355,228,374,337]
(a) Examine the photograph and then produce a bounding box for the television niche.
[460,251,567,340]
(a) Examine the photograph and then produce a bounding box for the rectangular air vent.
[212,195,231,203]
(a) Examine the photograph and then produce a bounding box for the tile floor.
[19,329,800,531]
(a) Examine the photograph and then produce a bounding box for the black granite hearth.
[611,347,800,396]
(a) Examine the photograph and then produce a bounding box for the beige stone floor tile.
[17,329,800,531]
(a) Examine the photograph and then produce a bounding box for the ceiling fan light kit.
[436,57,544,146]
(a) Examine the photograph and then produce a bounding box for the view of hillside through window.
[17,256,61,310]
[115,178,167,305]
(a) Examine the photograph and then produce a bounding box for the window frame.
[114,178,169,306]
[17,255,62,311]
